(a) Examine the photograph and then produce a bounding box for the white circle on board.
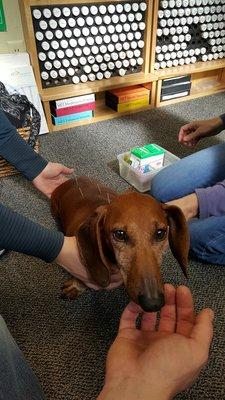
[96,54,103,63]
[123,59,129,67]
[99,5,107,14]
[86,16,94,26]
[44,61,52,70]
[74,47,82,57]
[115,60,122,68]
[103,35,111,44]
[139,22,145,30]
[108,61,115,69]
[81,74,88,82]
[33,9,42,19]
[95,36,103,45]
[92,64,99,72]
[59,69,67,77]
[137,57,143,65]
[104,53,111,62]
[68,67,75,76]
[55,30,63,39]
[140,2,147,11]
[68,18,76,28]
[115,42,122,51]
[61,40,68,49]
[119,51,126,59]
[119,33,126,42]
[81,6,89,16]
[48,51,56,60]
[80,56,87,65]
[124,3,132,12]
[136,13,143,22]
[132,3,139,12]
[71,58,79,66]
[97,72,103,80]
[39,20,48,30]
[99,25,107,35]
[115,24,123,33]
[130,58,137,66]
[100,62,107,71]
[78,37,86,47]
[66,49,74,58]
[88,55,95,64]
[134,31,142,40]
[131,22,138,31]
[77,17,85,27]
[87,36,94,46]
[90,5,98,15]
[126,50,133,58]
[43,8,51,19]
[104,71,111,78]
[92,45,99,54]
[72,7,80,17]
[63,7,71,17]
[83,46,90,55]
[107,24,115,34]
[72,76,80,84]
[53,8,61,18]
[51,40,59,50]
[112,34,119,43]
[38,52,46,61]
[59,19,67,29]
[95,16,102,25]
[119,68,126,76]
[65,29,72,38]
[41,71,49,80]
[108,4,115,14]
[111,52,118,60]
[108,43,114,52]
[124,23,131,32]
[36,31,44,41]
[73,28,81,37]
[112,15,119,24]
[88,73,96,81]
[84,65,91,73]
[49,19,57,29]
[57,50,65,59]
[123,42,130,51]
[128,13,135,22]
[131,41,137,49]
[120,14,127,23]
[83,27,90,37]
[50,70,58,79]
[45,30,54,40]
[53,60,61,69]
[116,4,123,13]
[127,32,134,40]
[104,15,111,24]
[91,26,98,35]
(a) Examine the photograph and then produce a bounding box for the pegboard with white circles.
[154,0,225,70]
[30,2,147,88]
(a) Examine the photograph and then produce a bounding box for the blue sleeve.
[0,203,64,262]
[0,108,48,181]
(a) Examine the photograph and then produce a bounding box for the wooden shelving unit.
[19,0,225,132]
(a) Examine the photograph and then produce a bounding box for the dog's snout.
[138,293,165,312]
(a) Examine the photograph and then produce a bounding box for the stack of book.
[51,93,95,125]
[105,85,151,112]
[160,76,191,101]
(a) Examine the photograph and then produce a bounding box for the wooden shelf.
[154,60,225,80]
[40,72,157,102]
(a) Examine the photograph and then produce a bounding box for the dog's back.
[51,176,117,236]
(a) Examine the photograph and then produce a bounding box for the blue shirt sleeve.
[0,108,48,181]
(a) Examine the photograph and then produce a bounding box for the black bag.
[0,81,41,148]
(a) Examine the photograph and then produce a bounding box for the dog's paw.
[61,279,85,299]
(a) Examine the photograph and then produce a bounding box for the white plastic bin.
[117,147,180,192]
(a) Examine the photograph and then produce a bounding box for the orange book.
[106,85,150,104]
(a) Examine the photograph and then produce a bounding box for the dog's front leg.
[61,279,87,299]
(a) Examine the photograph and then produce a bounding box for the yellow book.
[117,97,150,112]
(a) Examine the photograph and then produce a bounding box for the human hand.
[166,193,199,220]
[178,117,224,147]
[32,162,74,198]
[54,236,123,290]
[99,284,214,400]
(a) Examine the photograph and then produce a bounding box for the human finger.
[176,285,195,337]
[190,308,214,356]
[178,123,194,142]
[118,302,143,332]
[157,283,176,333]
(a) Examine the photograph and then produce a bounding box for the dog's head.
[77,191,189,312]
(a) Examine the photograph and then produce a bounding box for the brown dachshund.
[51,176,189,312]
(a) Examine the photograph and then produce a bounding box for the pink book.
[52,102,96,117]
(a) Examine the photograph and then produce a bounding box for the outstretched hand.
[178,117,224,148]
[32,162,74,198]
[99,284,214,400]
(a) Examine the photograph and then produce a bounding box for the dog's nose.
[138,293,165,312]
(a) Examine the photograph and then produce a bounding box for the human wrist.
[185,193,199,219]
[98,378,171,400]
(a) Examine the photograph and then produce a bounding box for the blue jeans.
[151,143,225,265]
[0,315,45,400]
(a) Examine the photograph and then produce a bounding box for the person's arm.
[98,284,214,400]
[0,108,74,197]
[0,108,48,181]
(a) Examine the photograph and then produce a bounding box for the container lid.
[131,143,165,159]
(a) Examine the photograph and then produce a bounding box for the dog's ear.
[76,205,113,288]
[162,204,190,278]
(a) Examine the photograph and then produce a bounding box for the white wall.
[0,0,26,54]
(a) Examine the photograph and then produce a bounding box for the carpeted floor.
[1,92,225,399]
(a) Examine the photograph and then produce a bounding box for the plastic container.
[117,146,180,192]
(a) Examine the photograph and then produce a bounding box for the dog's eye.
[155,229,167,241]
[113,229,127,241]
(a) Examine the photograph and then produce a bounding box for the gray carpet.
[1,92,225,399]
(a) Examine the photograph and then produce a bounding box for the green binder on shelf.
[0,0,6,32]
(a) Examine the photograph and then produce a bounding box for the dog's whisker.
[78,187,84,198]
[97,183,102,194]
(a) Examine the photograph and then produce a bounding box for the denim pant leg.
[0,315,46,400]
[151,143,225,202]
[189,216,225,265]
